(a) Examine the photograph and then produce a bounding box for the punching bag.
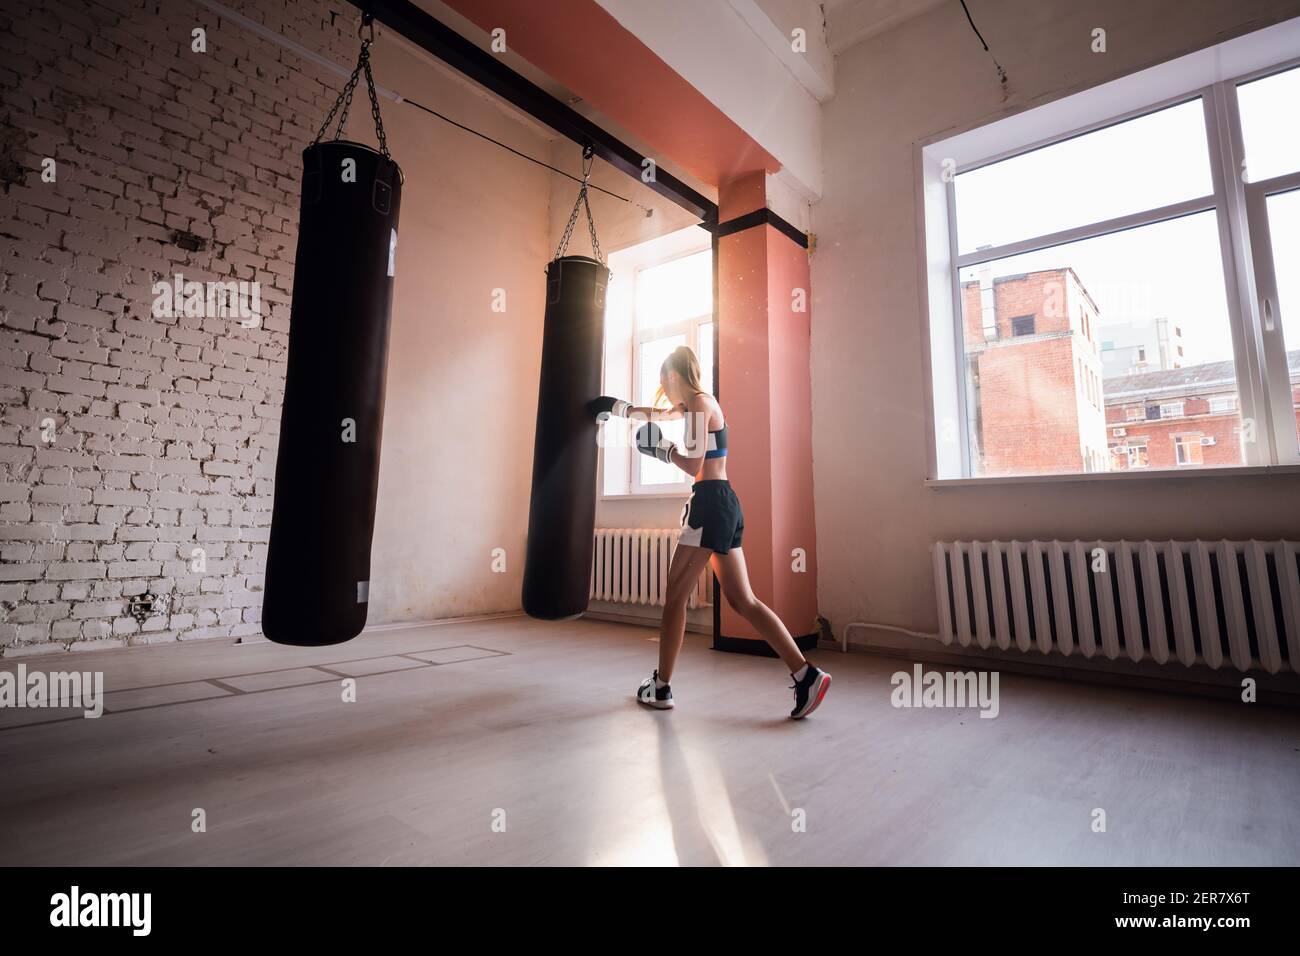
[522,255,610,620]
[263,139,403,645]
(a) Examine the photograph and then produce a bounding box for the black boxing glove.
[635,422,677,464]
[587,396,632,421]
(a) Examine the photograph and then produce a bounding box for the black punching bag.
[522,256,609,620]
[263,140,402,646]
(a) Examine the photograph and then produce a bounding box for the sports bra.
[705,423,728,459]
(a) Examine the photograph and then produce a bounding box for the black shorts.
[678,479,744,554]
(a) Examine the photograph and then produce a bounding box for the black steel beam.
[715,207,808,248]
[349,0,718,226]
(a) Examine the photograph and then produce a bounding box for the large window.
[600,229,714,496]
[925,24,1300,479]
[631,253,714,490]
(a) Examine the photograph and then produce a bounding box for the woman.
[589,345,831,719]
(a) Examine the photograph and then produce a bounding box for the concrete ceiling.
[824,0,949,54]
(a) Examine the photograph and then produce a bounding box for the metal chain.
[554,146,603,264]
[363,49,390,159]
[313,18,391,159]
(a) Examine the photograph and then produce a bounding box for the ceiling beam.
[349,0,719,225]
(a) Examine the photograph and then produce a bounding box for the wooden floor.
[1,616,1297,866]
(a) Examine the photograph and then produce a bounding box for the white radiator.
[591,529,712,610]
[933,540,1300,675]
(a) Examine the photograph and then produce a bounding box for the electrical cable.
[400,97,638,206]
[958,0,1007,85]
[191,0,650,211]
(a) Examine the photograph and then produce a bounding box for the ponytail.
[654,345,705,407]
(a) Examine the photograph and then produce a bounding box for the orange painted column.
[714,173,819,652]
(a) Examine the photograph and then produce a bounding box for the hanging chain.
[554,145,603,264]
[363,48,390,158]
[313,16,391,159]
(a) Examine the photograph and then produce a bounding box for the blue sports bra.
[705,423,728,459]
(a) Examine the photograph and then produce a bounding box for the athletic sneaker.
[637,670,674,710]
[789,664,830,719]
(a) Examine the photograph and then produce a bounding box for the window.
[599,229,714,497]
[1175,435,1205,466]
[1256,186,1300,449]
[632,250,713,491]
[1237,65,1300,184]
[925,20,1300,478]
[953,101,1212,254]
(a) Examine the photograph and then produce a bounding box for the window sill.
[600,489,693,501]
[926,463,1300,488]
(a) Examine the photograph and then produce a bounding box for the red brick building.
[1104,353,1300,469]
[961,267,1300,474]
[962,268,1108,475]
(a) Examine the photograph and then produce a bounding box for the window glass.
[1263,188,1300,447]
[1237,67,1300,183]
[954,100,1212,254]
[637,334,687,487]
[959,212,1243,475]
[634,251,712,329]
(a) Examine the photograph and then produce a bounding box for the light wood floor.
[1,616,1296,866]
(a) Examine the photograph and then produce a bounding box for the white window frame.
[920,16,1300,483]
[1159,401,1186,419]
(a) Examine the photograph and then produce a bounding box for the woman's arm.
[630,403,685,421]
[633,394,710,476]
[588,396,683,421]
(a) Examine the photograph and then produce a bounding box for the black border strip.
[711,231,723,647]
[714,632,820,657]
[714,207,808,248]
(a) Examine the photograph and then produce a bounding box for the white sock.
[793,663,809,681]
[655,676,669,689]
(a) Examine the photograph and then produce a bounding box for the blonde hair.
[654,345,705,407]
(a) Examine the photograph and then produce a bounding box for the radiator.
[933,540,1300,675]
[591,529,712,610]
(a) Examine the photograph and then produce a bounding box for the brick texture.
[0,0,362,653]
[961,268,1108,475]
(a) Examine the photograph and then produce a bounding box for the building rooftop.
[1105,348,1300,402]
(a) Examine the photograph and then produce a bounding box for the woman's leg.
[710,547,807,672]
[656,544,714,682]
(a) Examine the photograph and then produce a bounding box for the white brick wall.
[0,0,362,654]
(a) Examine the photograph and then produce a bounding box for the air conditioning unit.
[1201,436,1217,446]
[1113,428,1127,437]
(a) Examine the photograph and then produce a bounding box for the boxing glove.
[636,422,677,464]
[587,396,632,421]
